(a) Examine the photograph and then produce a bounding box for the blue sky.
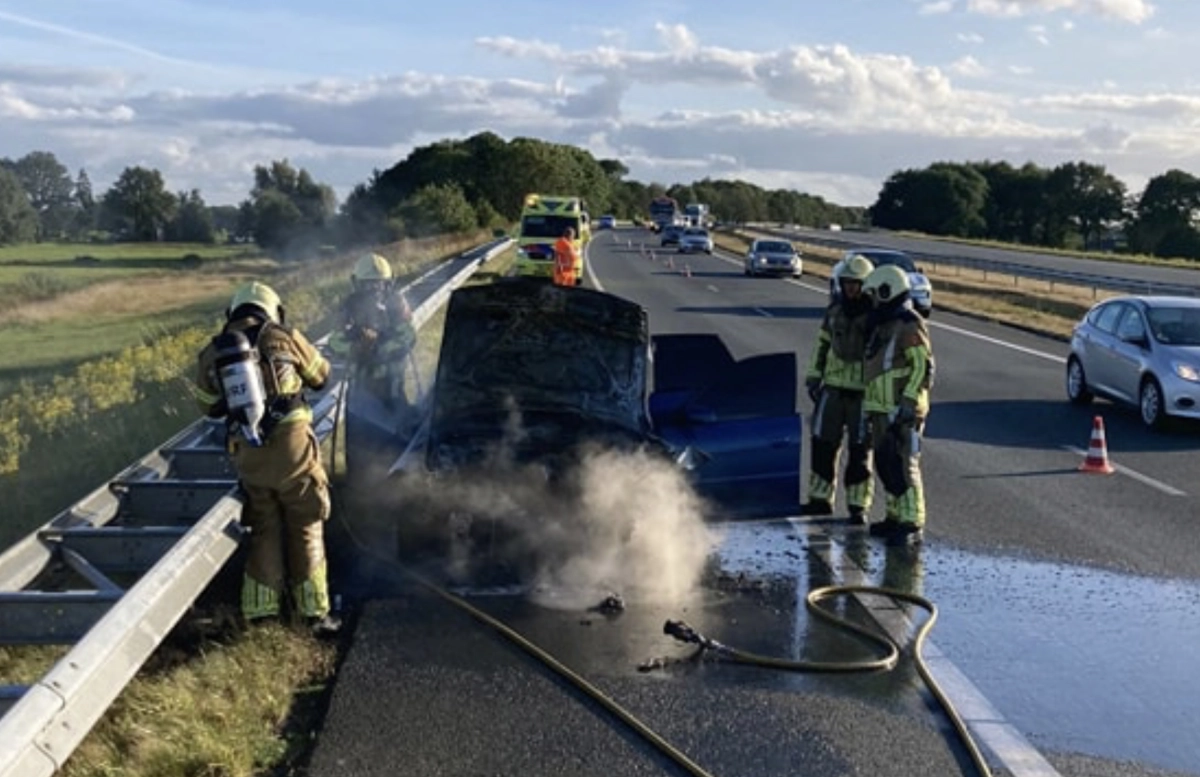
[0,0,1192,205]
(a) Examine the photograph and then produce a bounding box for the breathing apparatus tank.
[213,330,268,447]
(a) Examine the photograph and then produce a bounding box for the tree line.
[342,131,865,243]
[0,136,864,256]
[869,160,1200,259]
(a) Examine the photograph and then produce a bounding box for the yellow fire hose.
[328,384,992,777]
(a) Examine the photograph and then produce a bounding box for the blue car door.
[649,334,802,519]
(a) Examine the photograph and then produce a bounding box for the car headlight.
[1172,361,1200,382]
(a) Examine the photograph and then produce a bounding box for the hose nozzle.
[663,619,700,644]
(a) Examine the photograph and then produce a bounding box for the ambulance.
[514,193,588,284]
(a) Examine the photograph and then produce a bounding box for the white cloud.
[950,55,991,77]
[1062,19,1076,29]
[1029,24,1051,44]
[919,0,956,14]
[957,32,986,43]
[965,0,1154,23]
[0,19,1196,208]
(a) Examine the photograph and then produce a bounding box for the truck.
[648,196,680,233]
[514,193,587,285]
[684,203,710,228]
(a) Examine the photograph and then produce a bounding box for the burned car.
[385,278,802,567]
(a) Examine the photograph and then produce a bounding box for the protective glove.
[893,397,917,427]
[805,378,824,405]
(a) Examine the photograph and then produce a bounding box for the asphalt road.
[768,225,1200,293]
[308,229,1200,777]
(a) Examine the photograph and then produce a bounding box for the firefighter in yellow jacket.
[194,281,340,635]
[801,254,875,523]
[861,265,934,546]
[330,252,417,408]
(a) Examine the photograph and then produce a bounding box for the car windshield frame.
[854,250,917,273]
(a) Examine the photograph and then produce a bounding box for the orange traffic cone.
[1079,415,1115,474]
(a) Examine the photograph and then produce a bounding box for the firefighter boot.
[800,499,833,516]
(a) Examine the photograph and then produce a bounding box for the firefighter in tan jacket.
[801,254,875,523]
[861,265,934,546]
[194,281,340,635]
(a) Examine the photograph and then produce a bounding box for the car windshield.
[856,251,916,273]
[520,214,580,238]
[684,229,707,236]
[1145,306,1200,345]
[756,241,792,253]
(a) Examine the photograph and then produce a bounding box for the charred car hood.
[427,280,651,466]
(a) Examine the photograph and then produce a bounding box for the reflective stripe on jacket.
[806,301,869,390]
[863,312,933,415]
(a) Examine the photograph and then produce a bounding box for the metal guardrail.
[0,237,512,777]
[749,226,1200,298]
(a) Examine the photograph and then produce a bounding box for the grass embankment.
[718,229,1116,340]
[0,232,490,777]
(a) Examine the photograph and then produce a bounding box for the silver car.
[678,227,714,254]
[1067,295,1200,429]
[830,249,932,317]
[744,238,802,278]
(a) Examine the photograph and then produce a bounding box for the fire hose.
[327,384,992,777]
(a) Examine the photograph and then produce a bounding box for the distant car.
[597,215,616,229]
[744,238,802,278]
[678,228,714,254]
[1067,295,1200,429]
[660,224,685,247]
[830,249,932,317]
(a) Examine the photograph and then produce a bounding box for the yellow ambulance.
[514,193,588,284]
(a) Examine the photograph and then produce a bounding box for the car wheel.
[1066,356,1094,405]
[1139,376,1167,429]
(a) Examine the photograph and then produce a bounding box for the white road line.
[929,320,1064,363]
[753,307,773,317]
[1061,446,1187,496]
[797,522,1065,777]
[706,284,720,294]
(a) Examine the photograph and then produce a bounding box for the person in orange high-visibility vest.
[553,227,579,286]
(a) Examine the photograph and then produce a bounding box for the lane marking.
[623,236,1191,497]
[796,521,1065,777]
[1061,446,1187,496]
[753,307,773,318]
[711,247,1067,362]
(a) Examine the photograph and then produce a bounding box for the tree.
[1127,170,1200,258]
[72,168,97,237]
[242,159,337,251]
[1045,162,1126,250]
[4,151,75,240]
[167,189,216,243]
[0,166,38,244]
[870,164,988,237]
[397,183,477,237]
[101,166,177,241]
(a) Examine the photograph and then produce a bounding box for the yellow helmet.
[353,252,392,282]
[228,281,283,323]
[863,264,911,304]
[837,254,874,283]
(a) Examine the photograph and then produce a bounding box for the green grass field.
[0,241,258,263]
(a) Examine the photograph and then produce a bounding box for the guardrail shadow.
[925,398,1200,452]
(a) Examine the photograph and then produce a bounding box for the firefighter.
[331,252,417,409]
[861,265,934,546]
[553,227,579,286]
[800,254,875,523]
[194,281,340,635]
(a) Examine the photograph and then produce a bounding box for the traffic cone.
[683,263,692,278]
[1079,415,1115,474]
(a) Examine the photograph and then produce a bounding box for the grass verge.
[0,232,491,777]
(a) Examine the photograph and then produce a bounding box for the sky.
[0,0,1194,207]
